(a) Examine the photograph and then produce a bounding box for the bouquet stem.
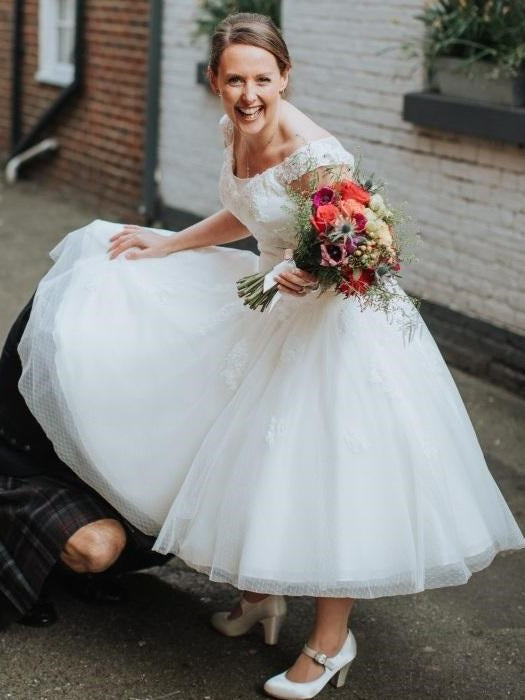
[237,272,279,312]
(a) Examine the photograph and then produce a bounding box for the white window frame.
[35,0,76,87]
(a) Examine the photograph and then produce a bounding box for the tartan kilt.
[0,474,159,615]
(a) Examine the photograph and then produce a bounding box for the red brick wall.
[0,3,13,158]
[2,1,150,220]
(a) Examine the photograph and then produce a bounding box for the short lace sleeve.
[219,114,234,147]
[278,138,355,186]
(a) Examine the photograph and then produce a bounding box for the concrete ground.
[0,177,524,700]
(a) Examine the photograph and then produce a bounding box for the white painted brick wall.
[159,0,224,216]
[159,0,525,335]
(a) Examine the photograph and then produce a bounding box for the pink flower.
[312,187,335,208]
[320,243,348,267]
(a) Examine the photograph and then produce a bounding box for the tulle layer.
[19,220,525,596]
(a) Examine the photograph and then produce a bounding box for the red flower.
[353,212,367,232]
[342,268,376,295]
[339,281,354,297]
[336,180,371,205]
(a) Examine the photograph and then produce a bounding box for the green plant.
[417,0,525,77]
[194,0,281,41]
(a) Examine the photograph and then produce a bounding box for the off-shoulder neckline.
[227,136,341,183]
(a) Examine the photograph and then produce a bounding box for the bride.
[18,13,524,699]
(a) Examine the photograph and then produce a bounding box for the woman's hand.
[274,251,318,297]
[108,225,174,260]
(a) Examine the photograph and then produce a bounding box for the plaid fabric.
[0,474,158,615]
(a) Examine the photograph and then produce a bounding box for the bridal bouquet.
[237,166,417,313]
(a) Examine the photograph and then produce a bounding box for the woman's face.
[211,43,288,136]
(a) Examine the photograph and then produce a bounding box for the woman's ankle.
[307,628,348,656]
[227,591,269,620]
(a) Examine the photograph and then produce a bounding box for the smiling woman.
[16,10,525,700]
[207,14,290,178]
[211,43,288,177]
[205,13,331,182]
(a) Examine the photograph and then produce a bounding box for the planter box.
[433,57,525,107]
[403,91,525,146]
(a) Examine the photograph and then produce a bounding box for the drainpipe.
[11,0,24,150]
[140,0,163,224]
[5,138,59,184]
[6,0,84,181]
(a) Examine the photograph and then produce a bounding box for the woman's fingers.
[294,268,317,286]
[108,227,148,259]
[275,268,318,297]
[109,224,141,242]
[276,268,317,292]
[108,228,171,260]
[276,274,304,293]
[108,236,140,259]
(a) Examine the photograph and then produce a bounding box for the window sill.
[35,67,74,88]
[403,91,525,146]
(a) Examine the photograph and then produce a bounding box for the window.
[36,0,77,87]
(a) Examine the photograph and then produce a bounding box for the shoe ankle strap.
[302,643,335,671]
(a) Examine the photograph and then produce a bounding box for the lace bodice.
[218,115,355,269]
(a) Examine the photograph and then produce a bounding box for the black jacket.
[0,298,72,480]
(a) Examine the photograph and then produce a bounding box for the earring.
[217,91,222,97]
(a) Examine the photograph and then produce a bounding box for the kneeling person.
[0,299,169,628]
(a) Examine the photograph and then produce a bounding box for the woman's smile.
[235,105,264,122]
[212,43,288,137]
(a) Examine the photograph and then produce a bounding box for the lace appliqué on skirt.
[221,338,249,391]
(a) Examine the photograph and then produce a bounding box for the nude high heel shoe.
[263,629,357,699]
[211,594,287,645]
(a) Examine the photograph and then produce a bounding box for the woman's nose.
[242,81,257,102]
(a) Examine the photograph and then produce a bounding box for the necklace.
[243,129,279,179]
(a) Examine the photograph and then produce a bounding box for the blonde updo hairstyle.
[208,13,292,77]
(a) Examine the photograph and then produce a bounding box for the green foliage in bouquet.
[417,0,525,77]
[237,156,420,325]
[194,0,281,41]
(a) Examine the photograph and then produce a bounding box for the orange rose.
[336,180,371,205]
[339,199,366,219]
[313,203,340,232]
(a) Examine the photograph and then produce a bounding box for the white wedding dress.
[18,116,524,598]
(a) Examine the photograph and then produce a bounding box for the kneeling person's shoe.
[63,573,127,605]
[17,599,58,627]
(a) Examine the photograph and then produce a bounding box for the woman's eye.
[228,78,242,85]
[258,77,271,83]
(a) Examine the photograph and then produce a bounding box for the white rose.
[369,194,385,214]
[364,209,380,233]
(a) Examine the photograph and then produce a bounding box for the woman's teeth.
[236,106,263,121]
